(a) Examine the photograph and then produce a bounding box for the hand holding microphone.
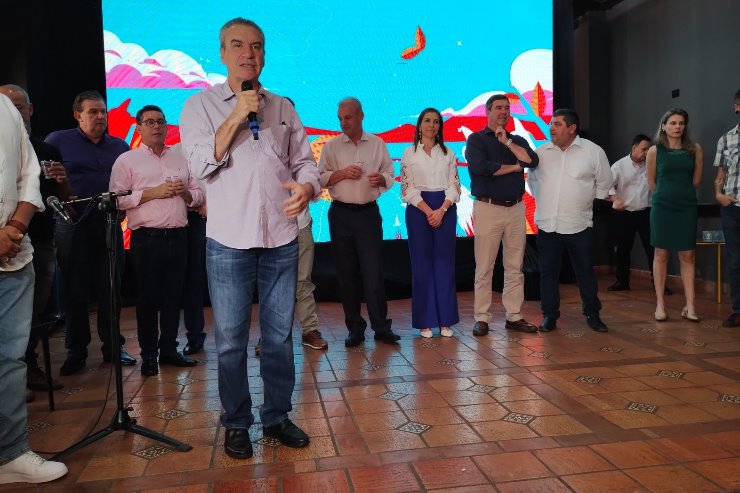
[240,80,260,140]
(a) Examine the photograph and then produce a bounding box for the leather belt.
[331,200,377,211]
[132,227,187,236]
[475,196,522,207]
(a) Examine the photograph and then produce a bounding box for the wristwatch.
[505,138,513,147]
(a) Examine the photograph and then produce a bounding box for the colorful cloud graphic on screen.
[104,31,226,89]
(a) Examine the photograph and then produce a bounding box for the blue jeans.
[537,228,602,318]
[721,204,740,313]
[206,238,298,429]
[0,264,34,465]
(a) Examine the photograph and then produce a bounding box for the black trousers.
[130,227,188,359]
[613,208,653,284]
[183,211,207,345]
[55,219,124,360]
[328,202,391,334]
[537,228,602,319]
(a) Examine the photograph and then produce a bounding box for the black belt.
[132,227,187,236]
[331,200,377,211]
[475,196,522,207]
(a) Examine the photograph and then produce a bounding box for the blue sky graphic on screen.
[103,1,553,242]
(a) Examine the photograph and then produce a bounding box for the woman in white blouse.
[401,108,461,337]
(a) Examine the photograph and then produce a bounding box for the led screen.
[103,1,553,242]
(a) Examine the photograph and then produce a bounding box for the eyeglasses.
[141,119,167,127]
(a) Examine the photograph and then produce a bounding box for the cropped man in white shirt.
[607,134,655,292]
[528,109,612,333]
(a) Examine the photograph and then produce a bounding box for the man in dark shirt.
[465,94,539,336]
[45,90,136,375]
[0,84,68,392]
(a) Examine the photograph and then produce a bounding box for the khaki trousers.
[296,220,319,335]
[473,200,526,322]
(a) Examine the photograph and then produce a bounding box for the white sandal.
[440,327,453,337]
[420,328,433,338]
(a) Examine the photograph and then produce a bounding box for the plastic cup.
[40,160,54,179]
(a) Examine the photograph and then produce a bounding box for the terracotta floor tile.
[591,441,673,469]
[647,437,734,462]
[403,406,464,425]
[354,411,409,432]
[626,465,722,492]
[396,392,450,410]
[496,477,573,493]
[422,423,483,447]
[413,456,488,489]
[334,433,368,456]
[427,378,474,392]
[473,451,551,483]
[275,435,337,461]
[503,399,564,416]
[490,386,542,402]
[363,430,427,453]
[534,446,613,475]
[348,463,420,492]
[562,470,647,493]
[599,409,671,429]
[528,415,592,437]
[454,403,509,422]
[211,477,279,492]
[471,420,539,442]
[329,416,359,435]
[654,404,719,425]
[77,454,149,481]
[346,398,401,415]
[687,458,740,490]
[281,470,350,493]
[141,485,210,493]
[145,445,213,475]
[423,486,496,493]
[498,436,561,453]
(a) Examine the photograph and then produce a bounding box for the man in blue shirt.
[45,90,137,375]
[465,94,539,336]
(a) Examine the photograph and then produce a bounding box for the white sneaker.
[0,450,68,484]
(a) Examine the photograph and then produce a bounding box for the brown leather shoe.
[472,321,489,336]
[301,330,328,350]
[505,319,538,333]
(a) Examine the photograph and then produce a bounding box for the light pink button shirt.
[109,144,204,230]
[180,83,320,249]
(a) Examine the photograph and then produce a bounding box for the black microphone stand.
[51,192,191,460]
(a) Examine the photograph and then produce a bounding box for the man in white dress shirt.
[528,109,612,333]
[607,134,655,292]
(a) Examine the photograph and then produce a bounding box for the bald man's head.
[0,84,33,133]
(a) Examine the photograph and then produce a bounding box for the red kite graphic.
[401,26,426,60]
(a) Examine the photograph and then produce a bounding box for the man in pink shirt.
[180,18,319,460]
[110,105,204,376]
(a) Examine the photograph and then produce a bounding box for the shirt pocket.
[565,162,592,181]
[722,147,739,167]
[261,125,290,164]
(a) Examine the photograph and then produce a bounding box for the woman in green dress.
[647,108,703,322]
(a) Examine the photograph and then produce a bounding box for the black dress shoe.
[373,330,400,344]
[539,316,557,332]
[225,428,253,459]
[505,319,538,333]
[59,357,86,376]
[183,342,203,356]
[263,419,309,448]
[473,321,489,336]
[159,352,198,367]
[141,357,159,377]
[103,348,137,366]
[344,332,365,347]
[607,281,630,291]
[586,315,608,332]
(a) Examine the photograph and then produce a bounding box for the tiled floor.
[5,276,740,492]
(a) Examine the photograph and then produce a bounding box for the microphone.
[241,80,260,140]
[46,196,73,225]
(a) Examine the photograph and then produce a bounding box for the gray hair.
[338,97,363,112]
[219,18,265,48]
[0,84,30,104]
